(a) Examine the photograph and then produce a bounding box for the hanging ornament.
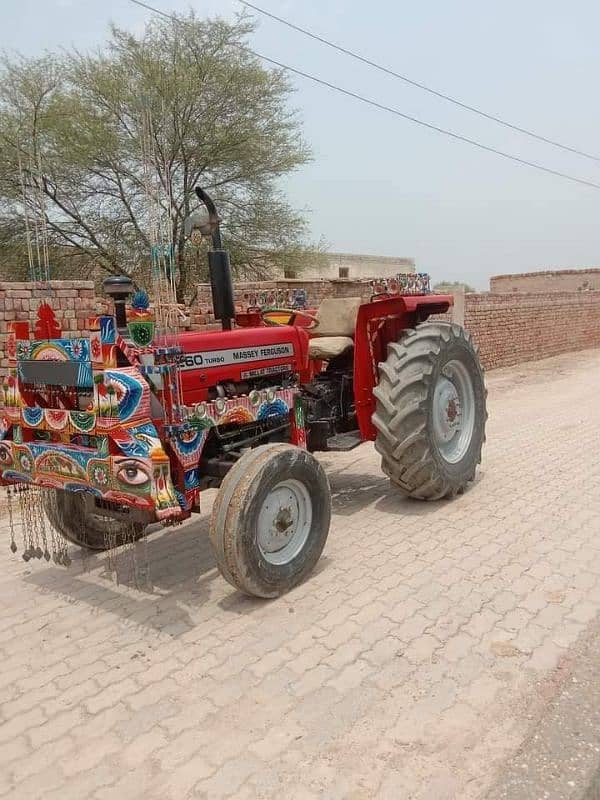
[7,487,17,554]
[127,289,155,347]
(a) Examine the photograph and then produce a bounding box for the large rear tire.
[372,321,486,499]
[42,490,147,551]
[210,443,331,598]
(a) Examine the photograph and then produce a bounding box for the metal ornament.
[7,487,17,553]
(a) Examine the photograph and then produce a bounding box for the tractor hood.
[175,325,310,403]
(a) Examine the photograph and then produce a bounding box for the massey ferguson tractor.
[0,188,486,597]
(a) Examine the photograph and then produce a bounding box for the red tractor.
[0,188,486,597]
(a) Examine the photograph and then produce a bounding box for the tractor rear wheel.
[210,443,331,598]
[42,490,147,551]
[372,321,486,499]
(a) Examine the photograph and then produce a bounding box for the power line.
[239,0,600,164]
[126,0,600,191]
[247,53,600,191]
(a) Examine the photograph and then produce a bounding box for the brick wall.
[0,281,97,370]
[3,279,600,375]
[490,268,600,293]
[197,280,600,370]
[463,290,600,369]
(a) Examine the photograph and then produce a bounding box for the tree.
[432,280,476,294]
[0,12,313,300]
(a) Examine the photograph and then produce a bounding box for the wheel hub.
[446,396,459,423]
[275,507,294,533]
[257,479,313,566]
[434,378,462,443]
[432,360,476,463]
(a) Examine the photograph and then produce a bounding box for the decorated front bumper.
[0,306,302,521]
[0,385,181,521]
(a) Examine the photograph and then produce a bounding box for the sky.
[3,0,600,289]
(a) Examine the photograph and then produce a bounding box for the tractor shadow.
[21,465,482,633]
[22,515,220,635]
[22,503,334,634]
[326,462,484,519]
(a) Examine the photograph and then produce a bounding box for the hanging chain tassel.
[22,485,36,560]
[17,485,33,561]
[27,489,38,559]
[132,523,149,592]
[45,490,61,565]
[38,494,51,562]
[10,487,74,568]
[111,531,120,586]
[102,528,119,584]
[137,526,152,592]
[7,487,18,554]
[125,522,137,589]
[102,524,111,575]
[79,523,89,573]
[17,486,27,560]
[7,485,152,589]
[31,487,44,560]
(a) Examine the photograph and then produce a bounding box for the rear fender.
[353,295,452,440]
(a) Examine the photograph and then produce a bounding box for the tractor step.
[326,431,362,452]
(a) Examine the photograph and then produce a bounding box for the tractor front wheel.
[42,490,148,551]
[373,321,487,499]
[210,444,331,598]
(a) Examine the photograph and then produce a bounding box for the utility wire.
[239,0,600,164]
[127,0,600,191]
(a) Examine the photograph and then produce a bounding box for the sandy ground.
[1,348,600,799]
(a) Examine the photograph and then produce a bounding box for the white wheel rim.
[257,479,313,566]
[432,359,476,464]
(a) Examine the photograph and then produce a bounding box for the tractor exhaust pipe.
[207,249,235,332]
[192,187,235,331]
[103,275,134,332]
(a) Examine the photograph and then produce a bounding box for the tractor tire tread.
[372,321,486,500]
[210,444,331,598]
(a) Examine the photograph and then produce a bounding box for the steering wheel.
[261,308,320,330]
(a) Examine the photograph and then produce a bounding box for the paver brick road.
[1,349,600,799]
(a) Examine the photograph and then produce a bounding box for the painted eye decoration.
[0,443,12,465]
[116,460,151,487]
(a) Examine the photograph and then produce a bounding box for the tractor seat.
[308,296,362,360]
